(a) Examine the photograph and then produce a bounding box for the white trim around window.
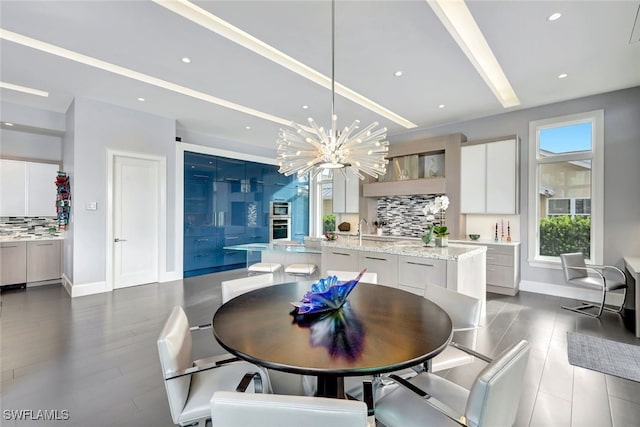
[527,109,604,268]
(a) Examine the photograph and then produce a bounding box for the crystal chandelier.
[277,0,389,180]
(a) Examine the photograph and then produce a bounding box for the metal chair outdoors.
[374,340,530,427]
[211,391,368,427]
[157,306,269,427]
[560,252,627,318]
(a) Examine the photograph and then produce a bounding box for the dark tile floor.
[1,272,639,426]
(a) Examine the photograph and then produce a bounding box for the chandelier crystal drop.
[276,0,389,180]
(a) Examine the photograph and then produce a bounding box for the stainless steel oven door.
[270,201,291,217]
[270,218,291,241]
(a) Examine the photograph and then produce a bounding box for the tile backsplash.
[0,217,60,238]
[376,195,445,237]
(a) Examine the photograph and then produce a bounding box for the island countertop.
[321,238,486,261]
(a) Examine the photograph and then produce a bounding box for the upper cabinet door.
[0,159,27,216]
[460,144,487,214]
[486,139,518,214]
[333,168,359,213]
[27,162,59,217]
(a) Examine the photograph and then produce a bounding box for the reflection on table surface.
[291,302,364,360]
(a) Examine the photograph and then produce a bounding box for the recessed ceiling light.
[153,0,417,129]
[137,97,145,101]
[438,104,445,109]
[245,126,251,130]
[558,73,568,79]
[394,71,403,77]
[181,57,191,63]
[4,122,14,126]
[0,81,49,97]
[548,13,562,21]
[302,105,309,110]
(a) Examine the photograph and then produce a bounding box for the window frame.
[527,110,604,267]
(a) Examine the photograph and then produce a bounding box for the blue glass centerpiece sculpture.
[291,269,365,315]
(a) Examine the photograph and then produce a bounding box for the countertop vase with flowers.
[422,195,450,246]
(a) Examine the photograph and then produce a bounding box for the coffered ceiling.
[1,1,638,153]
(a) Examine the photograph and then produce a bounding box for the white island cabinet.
[321,239,487,322]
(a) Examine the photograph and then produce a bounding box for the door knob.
[114,238,128,242]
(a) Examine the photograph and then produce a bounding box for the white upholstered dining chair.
[220,273,274,303]
[157,306,269,427]
[374,340,530,427]
[210,391,368,427]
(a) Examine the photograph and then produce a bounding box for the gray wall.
[0,129,62,161]
[391,86,640,287]
[70,97,177,287]
[62,100,75,283]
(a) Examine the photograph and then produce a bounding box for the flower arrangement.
[422,195,450,245]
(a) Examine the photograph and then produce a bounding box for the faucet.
[359,218,368,246]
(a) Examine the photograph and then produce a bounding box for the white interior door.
[113,155,159,288]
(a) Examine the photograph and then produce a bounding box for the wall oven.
[269,201,291,241]
[270,201,291,217]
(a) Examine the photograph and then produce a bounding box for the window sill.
[527,258,562,270]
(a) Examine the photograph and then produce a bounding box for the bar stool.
[284,263,317,280]
[248,263,283,282]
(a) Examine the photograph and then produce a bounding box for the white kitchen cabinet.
[462,241,520,295]
[27,240,62,282]
[461,138,519,214]
[27,162,59,217]
[332,169,359,213]
[358,251,398,287]
[0,241,27,285]
[0,159,59,217]
[398,255,447,294]
[0,159,27,216]
[321,247,359,275]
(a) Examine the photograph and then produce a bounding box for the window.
[528,110,603,265]
[309,169,334,236]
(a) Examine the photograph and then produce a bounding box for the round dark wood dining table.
[212,281,453,398]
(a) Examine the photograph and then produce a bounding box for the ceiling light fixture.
[427,0,520,108]
[438,104,445,109]
[0,81,49,97]
[302,105,309,110]
[394,71,403,77]
[548,13,562,21]
[4,122,14,126]
[181,57,191,63]
[137,97,145,101]
[245,125,251,130]
[276,0,389,180]
[153,0,417,129]
[558,73,568,79]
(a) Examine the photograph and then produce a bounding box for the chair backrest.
[560,252,588,281]
[211,391,368,427]
[465,340,530,427]
[327,270,378,284]
[157,306,193,424]
[221,273,275,303]
[424,283,481,330]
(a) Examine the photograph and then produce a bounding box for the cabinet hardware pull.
[227,236,239,240]
[36,243,53,246]
[332,252,350,256]
[193,174,208,178]
[406,261,434,267]
[224,178,240,182]
[365,256,387,261]
[114,238,127,242]
[1,245,18,248]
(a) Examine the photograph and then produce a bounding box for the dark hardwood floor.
[1,272,639,426]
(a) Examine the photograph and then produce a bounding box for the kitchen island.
[319,238,487,322]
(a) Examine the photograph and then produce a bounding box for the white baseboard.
[67,279,107,298]
[160,271,182,282]
[62,274,73,296]
[520,280,624,305]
